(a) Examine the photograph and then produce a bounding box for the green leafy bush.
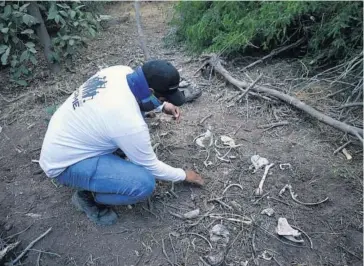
[0,2,38,85]
[171,1,363,65]
[46,2,100,61]
[0,1,103,86]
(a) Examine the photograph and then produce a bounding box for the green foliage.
[171,1,363,65]
[0,2,38,85]
[0,1,103,86]
[46,2,100,61]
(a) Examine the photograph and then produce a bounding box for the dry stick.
[257,121,289,129]
[134,0,150,60]
[235,74,263,102]
[0,242,20,261]
[199,114,213,125]
[183,233,213,249]
[161,239,174,266]
[11,227,52,265]
[208,55,363,140]
[240,38,305,72]
[333,141,352,155]
[0,92,31,103]
[338,102,363,109]
[36,252,41,266]
[4,224,33,240]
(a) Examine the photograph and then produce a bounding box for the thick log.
[208,55,363,139]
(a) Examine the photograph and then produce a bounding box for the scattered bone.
[220,136,235,147]
[276,218,301,237]
[342,148,352,160]
[276,217,304,244]
[260,250,273,261]
[195,129,214,148]
[220,135,243,148]
[222,183,244,195]
[283,235,305,243]
[250,155,269,172]
[279,184,329,206]
[240,261,248,266]
[255,163,274,196]
[279,163,292,170]
[209,224,230,245]
[183,209,200,219]
[261,208,275,217]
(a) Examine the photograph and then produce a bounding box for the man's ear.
[149,88,154,93]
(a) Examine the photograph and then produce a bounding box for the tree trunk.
[27,2,60,73]
[134,0,151,61]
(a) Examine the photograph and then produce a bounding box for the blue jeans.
[56,154,156,205]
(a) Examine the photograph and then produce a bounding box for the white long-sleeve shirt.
[39,65,186,182]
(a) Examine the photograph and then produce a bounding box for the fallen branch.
[240,38,305,72]
[207,54,363,139]
[235,74,263,102]
[11,227,52,265]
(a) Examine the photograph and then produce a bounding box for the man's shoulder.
[99,65,133,76]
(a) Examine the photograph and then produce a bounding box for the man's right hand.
[185,170,204,186]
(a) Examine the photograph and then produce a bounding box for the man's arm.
[112,127,186,182]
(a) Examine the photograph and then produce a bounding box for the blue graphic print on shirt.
[72,76,107,110]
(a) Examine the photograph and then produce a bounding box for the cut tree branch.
[207,54,363,139]
[240,38,305,72]
[134,0,151,61]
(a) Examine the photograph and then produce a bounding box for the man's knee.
[136,167,155,199]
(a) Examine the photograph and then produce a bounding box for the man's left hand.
[163,102,181,123]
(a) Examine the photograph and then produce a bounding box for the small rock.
[183,209,200,219]
[206,250,225,266]
[4,223,12,231]
[261,208,275,217]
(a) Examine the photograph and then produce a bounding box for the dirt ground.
[0,3,363,266]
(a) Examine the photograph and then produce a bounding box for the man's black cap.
[142,60,185,106]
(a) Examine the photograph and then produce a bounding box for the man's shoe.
[180,85,202,103]
[72,191,118,226]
